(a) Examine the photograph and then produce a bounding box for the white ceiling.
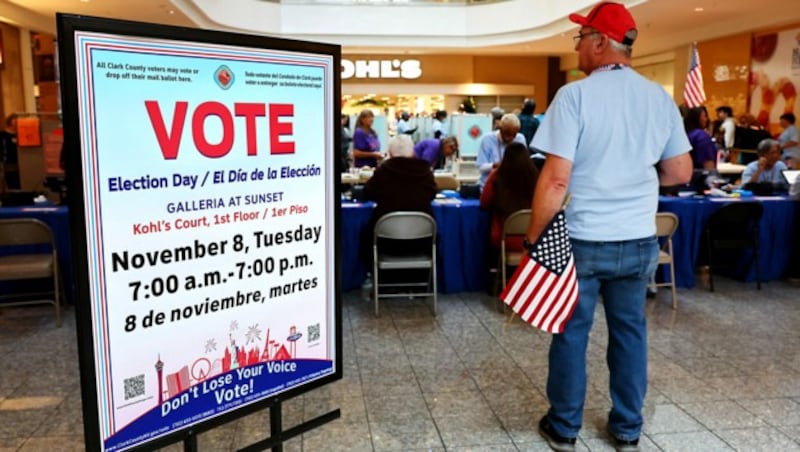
[3,0,800,58]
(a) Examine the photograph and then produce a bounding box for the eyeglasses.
[573,31,599,46]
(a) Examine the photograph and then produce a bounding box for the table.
[658,196,798,288]
[341,199,490,293]
[0,205,76,304]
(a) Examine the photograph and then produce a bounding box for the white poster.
[71,30,337,451]
[450,114,492,159]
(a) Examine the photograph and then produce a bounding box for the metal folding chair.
[0,218,62,326]
[372,212,437,317]
[649,212,679,309]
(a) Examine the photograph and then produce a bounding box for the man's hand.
[757,157,767,170]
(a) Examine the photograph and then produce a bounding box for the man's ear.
[592,34,607,54]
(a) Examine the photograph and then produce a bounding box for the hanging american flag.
[684,43,706,108]
[500,210,578,334]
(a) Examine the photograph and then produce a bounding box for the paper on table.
[433,198,462,205]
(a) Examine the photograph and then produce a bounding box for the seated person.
[741,138,789,190]
[361,135,437,270]
[414,136,458,170]
[480,142,539,254]
[477,114,528,190]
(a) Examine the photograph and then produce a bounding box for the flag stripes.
[684,43,706,108]
[500,210,579,334]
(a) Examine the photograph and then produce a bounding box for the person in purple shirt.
[684,106,716,170]
[352,109,383,168]
[413,136,458,169]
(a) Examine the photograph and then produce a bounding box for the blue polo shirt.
[531,67,690,241]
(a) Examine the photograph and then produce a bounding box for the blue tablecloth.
[658,196,798,288]
[0,205,75,304]
[341,199,490,293]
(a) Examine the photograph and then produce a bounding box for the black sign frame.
[57,13,342,452]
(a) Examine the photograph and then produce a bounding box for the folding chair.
[704,202,764,291]
[0,218,62,326]
[501,209,532,286]
[372,212,437,316]
[649,212,679,309]
[489,209,532,314]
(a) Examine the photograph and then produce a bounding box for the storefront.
[341,54,551,117]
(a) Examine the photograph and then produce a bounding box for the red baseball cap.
[569,2,638,46]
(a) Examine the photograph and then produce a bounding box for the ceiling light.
[694,7,704,12]
[169,10,175,14]
[80,0,90,3]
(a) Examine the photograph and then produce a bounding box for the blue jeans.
[545,236,658,441]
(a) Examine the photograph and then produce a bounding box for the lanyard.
[593,63,628,73]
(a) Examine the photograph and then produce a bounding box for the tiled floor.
[1,277,799,451]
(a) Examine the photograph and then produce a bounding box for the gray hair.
[608,37,632,57]
[387,135,414,158]
[499,113,521,130]
[757,138,779,155]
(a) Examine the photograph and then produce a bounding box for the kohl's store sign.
[341,59,422,79]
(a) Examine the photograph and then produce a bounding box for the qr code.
[308,323,320,342]
[124,374,145,400]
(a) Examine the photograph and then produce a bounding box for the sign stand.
[236,402,341,452]
[57,13,343,452]
[183,432,198,452]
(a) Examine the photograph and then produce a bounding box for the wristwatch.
[522,238,535,252]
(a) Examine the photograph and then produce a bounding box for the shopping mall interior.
[1,0,800,451]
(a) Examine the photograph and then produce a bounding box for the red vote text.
[145,101,295,159]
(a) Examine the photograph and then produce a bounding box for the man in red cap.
[526,3,692,451]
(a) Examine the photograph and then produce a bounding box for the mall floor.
[1,277,799,452]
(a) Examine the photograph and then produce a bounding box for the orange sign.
[16,116,42,147]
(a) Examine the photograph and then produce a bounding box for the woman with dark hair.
[684,106,716,170]
[480,141,539,251]
[352,109,383,168]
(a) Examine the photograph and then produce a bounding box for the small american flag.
[684,43,706,108]
[500,210,578,334]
